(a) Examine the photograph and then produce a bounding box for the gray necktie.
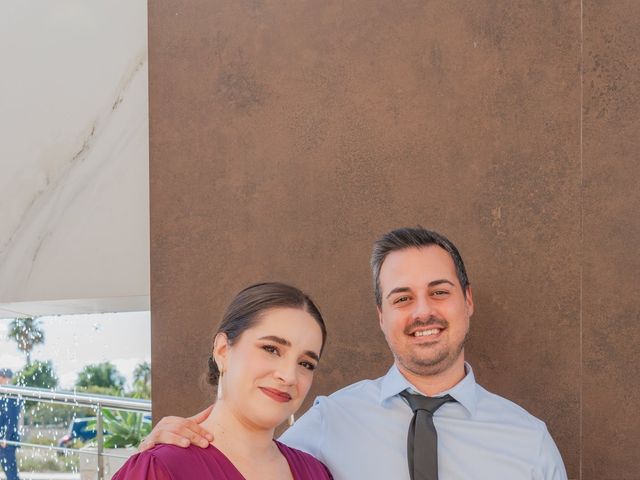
[400,390,455,480]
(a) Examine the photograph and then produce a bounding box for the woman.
[113,282,332,479]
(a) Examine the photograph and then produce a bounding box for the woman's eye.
[262,345,279,355]
[299,361,316,371]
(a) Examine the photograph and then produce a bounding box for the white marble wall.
[0,1,149,317]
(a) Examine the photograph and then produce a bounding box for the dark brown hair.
[207,282,327,388]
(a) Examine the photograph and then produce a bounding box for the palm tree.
[133,361,151,398]
[8,317,45,365]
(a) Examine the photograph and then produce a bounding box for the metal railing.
[0,384,151,480]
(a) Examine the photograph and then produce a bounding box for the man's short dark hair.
[370,227,470,307]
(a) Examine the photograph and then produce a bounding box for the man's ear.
[465,286,474,317]
[212,333,229,372]
[377,305,384,329]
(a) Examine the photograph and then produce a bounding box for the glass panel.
[1,312,150,479]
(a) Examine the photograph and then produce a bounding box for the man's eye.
[433,290,449,296]
[262,345,279,355]
[299,361,316,371]
[393,296,409,304]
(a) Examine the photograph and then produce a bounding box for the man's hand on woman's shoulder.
[138,405,214,452]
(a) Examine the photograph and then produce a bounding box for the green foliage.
[17,447,79,473]
[14,360,59,389]
[13,360,59,412]
[75,385,124,397]
[3,352,151,436]
[22,403,80,427]
[23,435,56,446]
[87,409,151,448]
[75,362,125,393]
[8,317,45,365]
[132,361,151,399]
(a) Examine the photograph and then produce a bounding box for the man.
[143,227,567,479]
[0,368,20,480]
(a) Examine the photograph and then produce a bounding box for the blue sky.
[0,311,150,389]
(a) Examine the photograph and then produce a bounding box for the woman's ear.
[212,332,229,371]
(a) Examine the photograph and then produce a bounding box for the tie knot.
[400,390,455,415]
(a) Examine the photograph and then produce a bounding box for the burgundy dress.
[112,441,333,480]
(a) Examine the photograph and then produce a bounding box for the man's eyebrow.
[386,287,412,299]
[258,335,320,362]
[428,279,455,288]
[386,279,456,299]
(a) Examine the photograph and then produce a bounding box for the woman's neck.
[200,400,279,461]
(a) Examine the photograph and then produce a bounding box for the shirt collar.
[379,362,478,417]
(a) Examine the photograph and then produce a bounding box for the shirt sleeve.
[279,396,327,463]
[538,427,568,480]
[111,451,173,480]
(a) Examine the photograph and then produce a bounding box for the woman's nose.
[274,359,297,385]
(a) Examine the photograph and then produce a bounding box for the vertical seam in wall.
[579,0,584,479]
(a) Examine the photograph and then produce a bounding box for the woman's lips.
[259,387,292,403]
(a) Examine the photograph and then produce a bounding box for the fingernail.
[181,440,189,447]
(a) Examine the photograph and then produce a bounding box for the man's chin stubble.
[406,352,453,376]
[404,335,468,377]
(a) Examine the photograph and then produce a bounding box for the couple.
[114,227,568,479]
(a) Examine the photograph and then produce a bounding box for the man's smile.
[413,328,442,337]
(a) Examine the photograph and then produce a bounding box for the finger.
[138,437,155,452]
[173,422,211,448]
[186,407,214,442]
[147,415,213,447]
[160,427,209,448]
[151,422,211,448]
[156,431,193,449]
[188,405,213,424]
[156,415,186,426]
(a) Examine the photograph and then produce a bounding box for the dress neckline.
[204,440,295,480]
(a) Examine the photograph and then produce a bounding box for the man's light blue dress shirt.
[280,363,567,480]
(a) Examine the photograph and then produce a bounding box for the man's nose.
[413,296,433,320]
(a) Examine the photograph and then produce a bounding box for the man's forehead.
[379,246,458,287]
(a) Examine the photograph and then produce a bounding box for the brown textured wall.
[582,2,640,479]
[149,1,638,478]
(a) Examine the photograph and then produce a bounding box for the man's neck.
[397,356,467,396]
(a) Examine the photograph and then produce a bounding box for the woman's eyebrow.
[304,350,320,362]
[258,335,290,346]
[258,335,320,362]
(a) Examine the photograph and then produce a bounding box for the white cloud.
[0,352,24,371]
[58,370,78,389]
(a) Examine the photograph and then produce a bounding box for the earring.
[217,371,223,400]
[288,414,295,427]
